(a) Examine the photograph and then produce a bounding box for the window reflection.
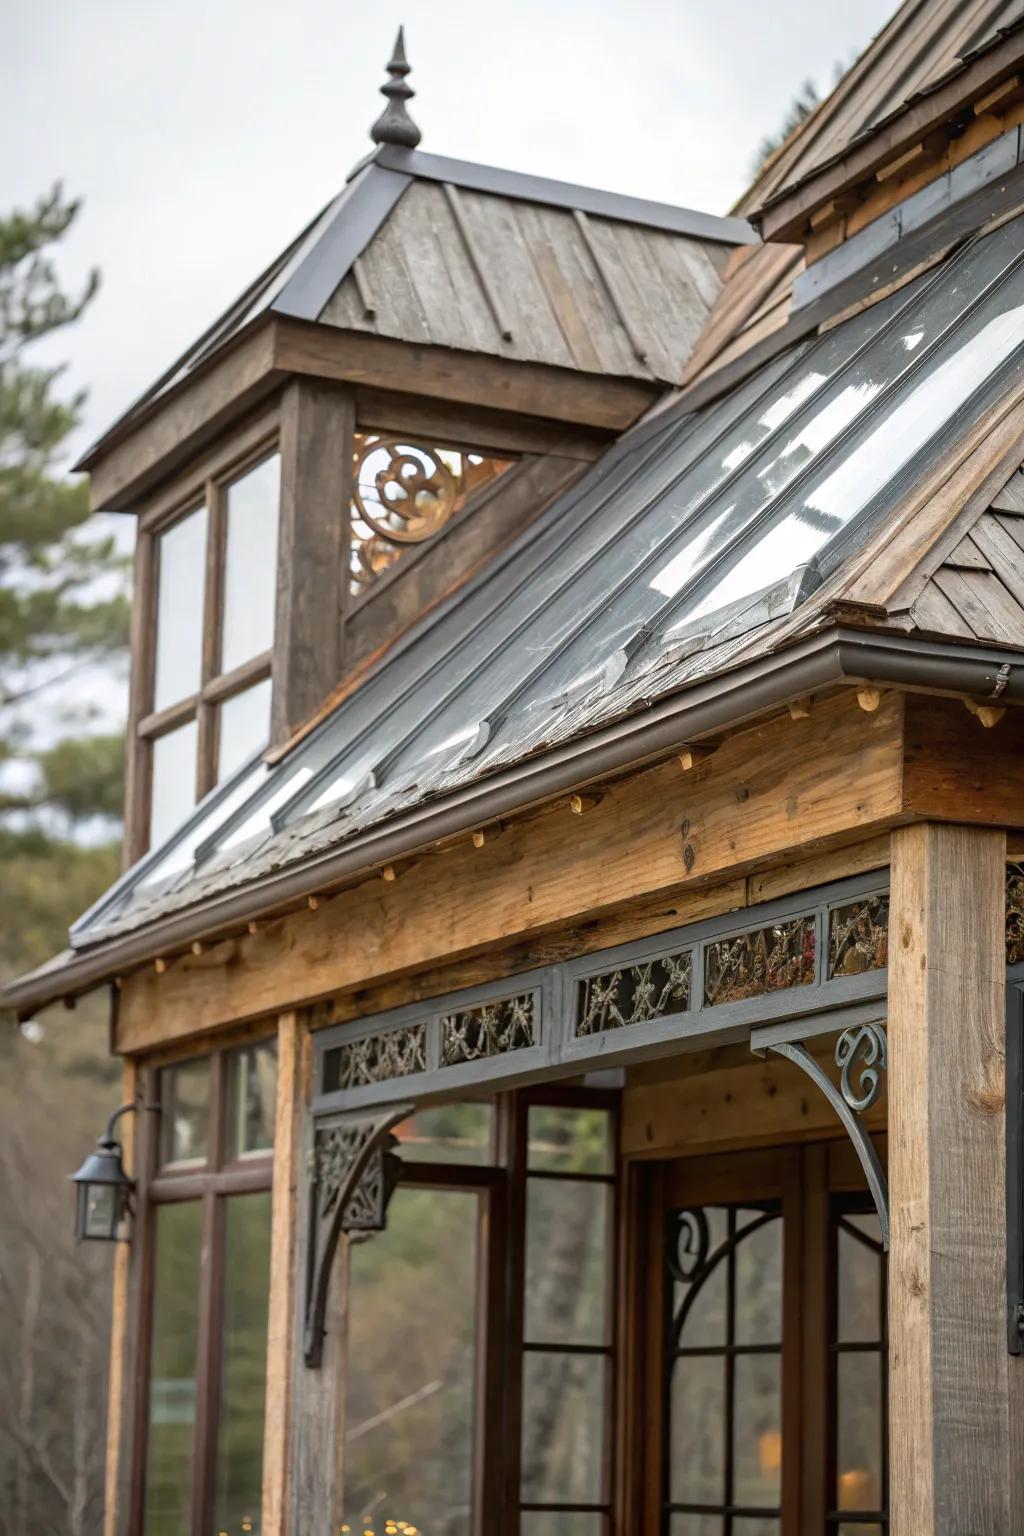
[144,1202,202,1534]
[222,455,281,673]
[217,678,272,782]
[226,1041,277,1160]
[344,1187,480,1535]
[830,1204,887,1528]
[160,1058,210,1168]
[213,1191,273,1535]
[153,505,207,712]
[150,720,199,849]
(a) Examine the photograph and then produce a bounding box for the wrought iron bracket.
[303,1104,411,1367]
[751,1017,889,1249]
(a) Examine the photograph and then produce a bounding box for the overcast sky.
[3,0,897,468]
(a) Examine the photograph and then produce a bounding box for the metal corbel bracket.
[303,1103,412,1367]
[751,1015,889,1249]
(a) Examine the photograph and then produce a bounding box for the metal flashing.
[373,144,756,245]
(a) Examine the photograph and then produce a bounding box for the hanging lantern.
[70,1104,136,1243]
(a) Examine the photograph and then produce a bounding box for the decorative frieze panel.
[829,894,889,978]
[704,917,816,1008]
[575,950,691,1037]
[313,874,892,1114]
[328,1022,427,1091]
[440,994,535,1065]
[349,434,511,595]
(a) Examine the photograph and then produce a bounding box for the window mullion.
[197,478,225,800]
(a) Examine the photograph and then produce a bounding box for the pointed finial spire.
[370,26,422,148]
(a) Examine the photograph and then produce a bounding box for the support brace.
[303,1104,412,1366]
[752,1019,889,1248]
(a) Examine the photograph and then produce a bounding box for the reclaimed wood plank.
[888,823,1011,1534]
[909,579,976,639]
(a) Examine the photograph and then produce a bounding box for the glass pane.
[521,1351,606,1505]
[213,1192,272,1536]
[527,1105,612,1174]
[733,1352,782,1508]
[670,1519,722,1536]
[837,1527,882,1535]
[160,1058,210,1167]
[226,1040,277,1159]
[143,1201,202,1535]
[221,454,281,674]
[345,1187,480,1534]
[150,719,198,846]
[673,1206,728,1349]
[217,677,272,782]
[732,1523,779,1535]
[838,1218,882,1343]
[525,1177,608,1345]
[153,504,207,711]
[521,1517,605,1536]
[734,1212,783,1346]
[669,1354,724,1507]
[836,1352,884,1511]
[393,1102,493,1162]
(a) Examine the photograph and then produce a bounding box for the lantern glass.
[83,1181,117,1241]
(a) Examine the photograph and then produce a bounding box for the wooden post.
[260,1012,303,1536]
[103,1059,136,1536]
[272,379,354,744]
[888,823,1017,1534]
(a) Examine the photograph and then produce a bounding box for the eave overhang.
[5,624,1022,1018]
[753,20,1024,243]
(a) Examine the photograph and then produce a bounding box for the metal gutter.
[5,624,1023,1016]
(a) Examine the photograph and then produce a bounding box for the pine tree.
[0,185,129,975]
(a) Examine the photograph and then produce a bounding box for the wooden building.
[10,6,1024,1532]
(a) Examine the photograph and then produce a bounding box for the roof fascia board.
[270,164,413,322]
[374,144,756,245]
[755,26,1024,241]
[8,625,1024,1015]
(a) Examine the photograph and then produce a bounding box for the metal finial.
[370,26,422,148]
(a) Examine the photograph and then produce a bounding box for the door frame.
[618,1138,887,1535]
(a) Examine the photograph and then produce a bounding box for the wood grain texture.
[260,1013,302,1536]
[103,1058,136,1536]
[115,690,907,1047]
[621,1038,887,1158]
[272,380,354,743]
[888,822,1011,1535]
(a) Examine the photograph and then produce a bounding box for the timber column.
[888,823,1020,1534]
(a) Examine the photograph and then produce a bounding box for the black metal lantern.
[70,1103,136,1243]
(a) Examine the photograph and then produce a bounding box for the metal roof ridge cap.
[10,625,1024,1012]
[374,145,756,245]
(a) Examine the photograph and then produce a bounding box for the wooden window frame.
[129,1040,275,1536]
[126,418,280,861]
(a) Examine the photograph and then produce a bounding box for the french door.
[637,1142,888,1536]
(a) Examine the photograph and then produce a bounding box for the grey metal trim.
[10,624,1024,1014]
[373,145,756,245]
[793,126,1024,313]
[767,1038,889,1249]
[271,164,413,322]
[311,871,889,1113]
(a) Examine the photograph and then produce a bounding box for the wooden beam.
[260,1012,303,1536]
[273,317,659,433]
[272,379,354,744]
[115,689,908,1047]
[353,386,609,462]
[622,1039,886,1159]
[888,823,1015,1534]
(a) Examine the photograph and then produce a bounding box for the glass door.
[649,1143,887,1536]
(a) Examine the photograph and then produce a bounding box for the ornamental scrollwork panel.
[329,1022,427,1091]
[304,1106,411,1367]
[829,894,889,977]
[1008,864,1024,964]
[440,994,536,1065]
[575,950,692,1037]
[349,434,511,595]
[704,916,816,1008]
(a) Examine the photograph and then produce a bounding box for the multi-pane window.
[520,1103,616,1534]
[142,452,280,848]
[140,1040,277,1536]
[829,1201,887,1533]
[339,1093,618,1536]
